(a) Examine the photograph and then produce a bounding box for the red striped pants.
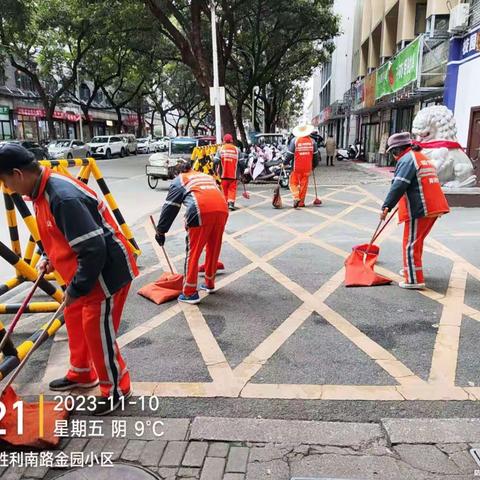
[402,217,437,284]
[184,215,228,296]
[65,283,131,399]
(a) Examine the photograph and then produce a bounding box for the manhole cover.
[54,463,159,479]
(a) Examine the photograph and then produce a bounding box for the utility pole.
[76,69,84,141]
[210,1,222,144]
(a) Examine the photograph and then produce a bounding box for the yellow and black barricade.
[0,157,140,312]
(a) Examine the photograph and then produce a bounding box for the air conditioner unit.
[449,3,470,32]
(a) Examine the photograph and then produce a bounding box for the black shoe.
[49,377,99,392]
[228,202,237,211]
[93,390,133,416]
[293,200,300,209]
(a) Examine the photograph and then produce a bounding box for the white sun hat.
[292,124,315,138]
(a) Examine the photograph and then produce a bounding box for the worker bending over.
[155,160,228,304]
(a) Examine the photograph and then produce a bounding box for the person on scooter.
[285,124,319,208]
[155,160,228,304]
[215,133,240,211]
[380,132,449,290]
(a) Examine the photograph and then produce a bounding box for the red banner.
[16,108,80,122]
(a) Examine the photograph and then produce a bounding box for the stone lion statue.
[412,105,477,188]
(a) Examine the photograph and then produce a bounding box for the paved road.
[4,157,480,422]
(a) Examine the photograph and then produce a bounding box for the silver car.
[48,139,91,159]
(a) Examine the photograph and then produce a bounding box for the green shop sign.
[0,106,9,115]
[375,36,421,99]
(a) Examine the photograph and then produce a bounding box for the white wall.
[330,0,357,103]
[455,56,480,147]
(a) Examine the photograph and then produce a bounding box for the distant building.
[309,0,479,166]
[0,59,140,142]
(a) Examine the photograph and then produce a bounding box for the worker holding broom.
[154,160,228,305]
[380,132,449,290]
[285,124,320,208]
[215,133,241,211]
[0,143,138,415]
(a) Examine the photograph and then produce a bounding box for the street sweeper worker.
[380,132,449,290]
[154,160,228,305]
[214,133,240,211]
[0,143,138,415]
[285,124,319,208]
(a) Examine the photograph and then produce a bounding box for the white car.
[88,135,126,159]
[152,136,169,152]
[48,139,90,159]
[137,138,153,154]
[120,134,138,155]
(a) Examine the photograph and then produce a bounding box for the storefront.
[445,23,480,167]
[0,105,13,140]
[14,107,80,141]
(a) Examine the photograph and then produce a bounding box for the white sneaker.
[398,269,405,276]
[399,281,425,290]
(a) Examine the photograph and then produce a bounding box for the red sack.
[344,244,392,287]
[0,386,69,448]
[199,261,225,273]
[138,272,184,304]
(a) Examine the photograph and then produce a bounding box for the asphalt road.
[3,157,480,422]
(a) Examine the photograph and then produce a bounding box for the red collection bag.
[344,209,398,287]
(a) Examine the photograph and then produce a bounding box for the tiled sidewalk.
[3,417,480,479]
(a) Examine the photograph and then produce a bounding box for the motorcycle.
[242,147,286,184]
[336,142,361,161]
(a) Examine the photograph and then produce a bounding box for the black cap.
[0,143,35,172]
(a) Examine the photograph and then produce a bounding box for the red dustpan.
[199,261,225,273]
[139,216,184,304]
[344,209,398,287]
[0,386,68,448]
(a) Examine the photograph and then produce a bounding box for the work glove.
[155,232,166,247]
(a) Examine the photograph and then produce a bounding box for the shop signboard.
[353,79,364,110]
[319,107,332,124]
[375,36,421,99]
[16,107,79,121]
[364,71,376,108]
[0,106,9,115]
[461,25,480,59]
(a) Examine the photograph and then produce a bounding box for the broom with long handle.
[0,271,45,355]
[364,207,399,260]
[0,301,65,395]
[150,215,175,274]
[312,169,322,206]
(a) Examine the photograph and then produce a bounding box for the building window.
[14,71,34,92]
[80,83,91,102]
[471,0,480,27]
[415,3,427,35]
[0,65,6,86]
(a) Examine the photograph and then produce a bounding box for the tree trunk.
[220,103,236,140]
[115,108,123,133]
[235,101,248,147]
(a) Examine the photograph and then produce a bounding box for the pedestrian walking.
[325,134,336,166]
[380,132,450,290]
[154,160,228,305]
[0,143,138,415]
[215,133,240,211]
[285,124,319,208]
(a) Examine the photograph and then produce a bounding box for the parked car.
[47,139,90,159]
[0,140,48,161]
[120,134,138,155]
[87,135,126,159]
[146,136,216,188]
[152,136,170,152]
[137,138,154,154]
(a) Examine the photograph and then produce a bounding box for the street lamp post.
[210,1,222,144]
[76,69,84,142]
